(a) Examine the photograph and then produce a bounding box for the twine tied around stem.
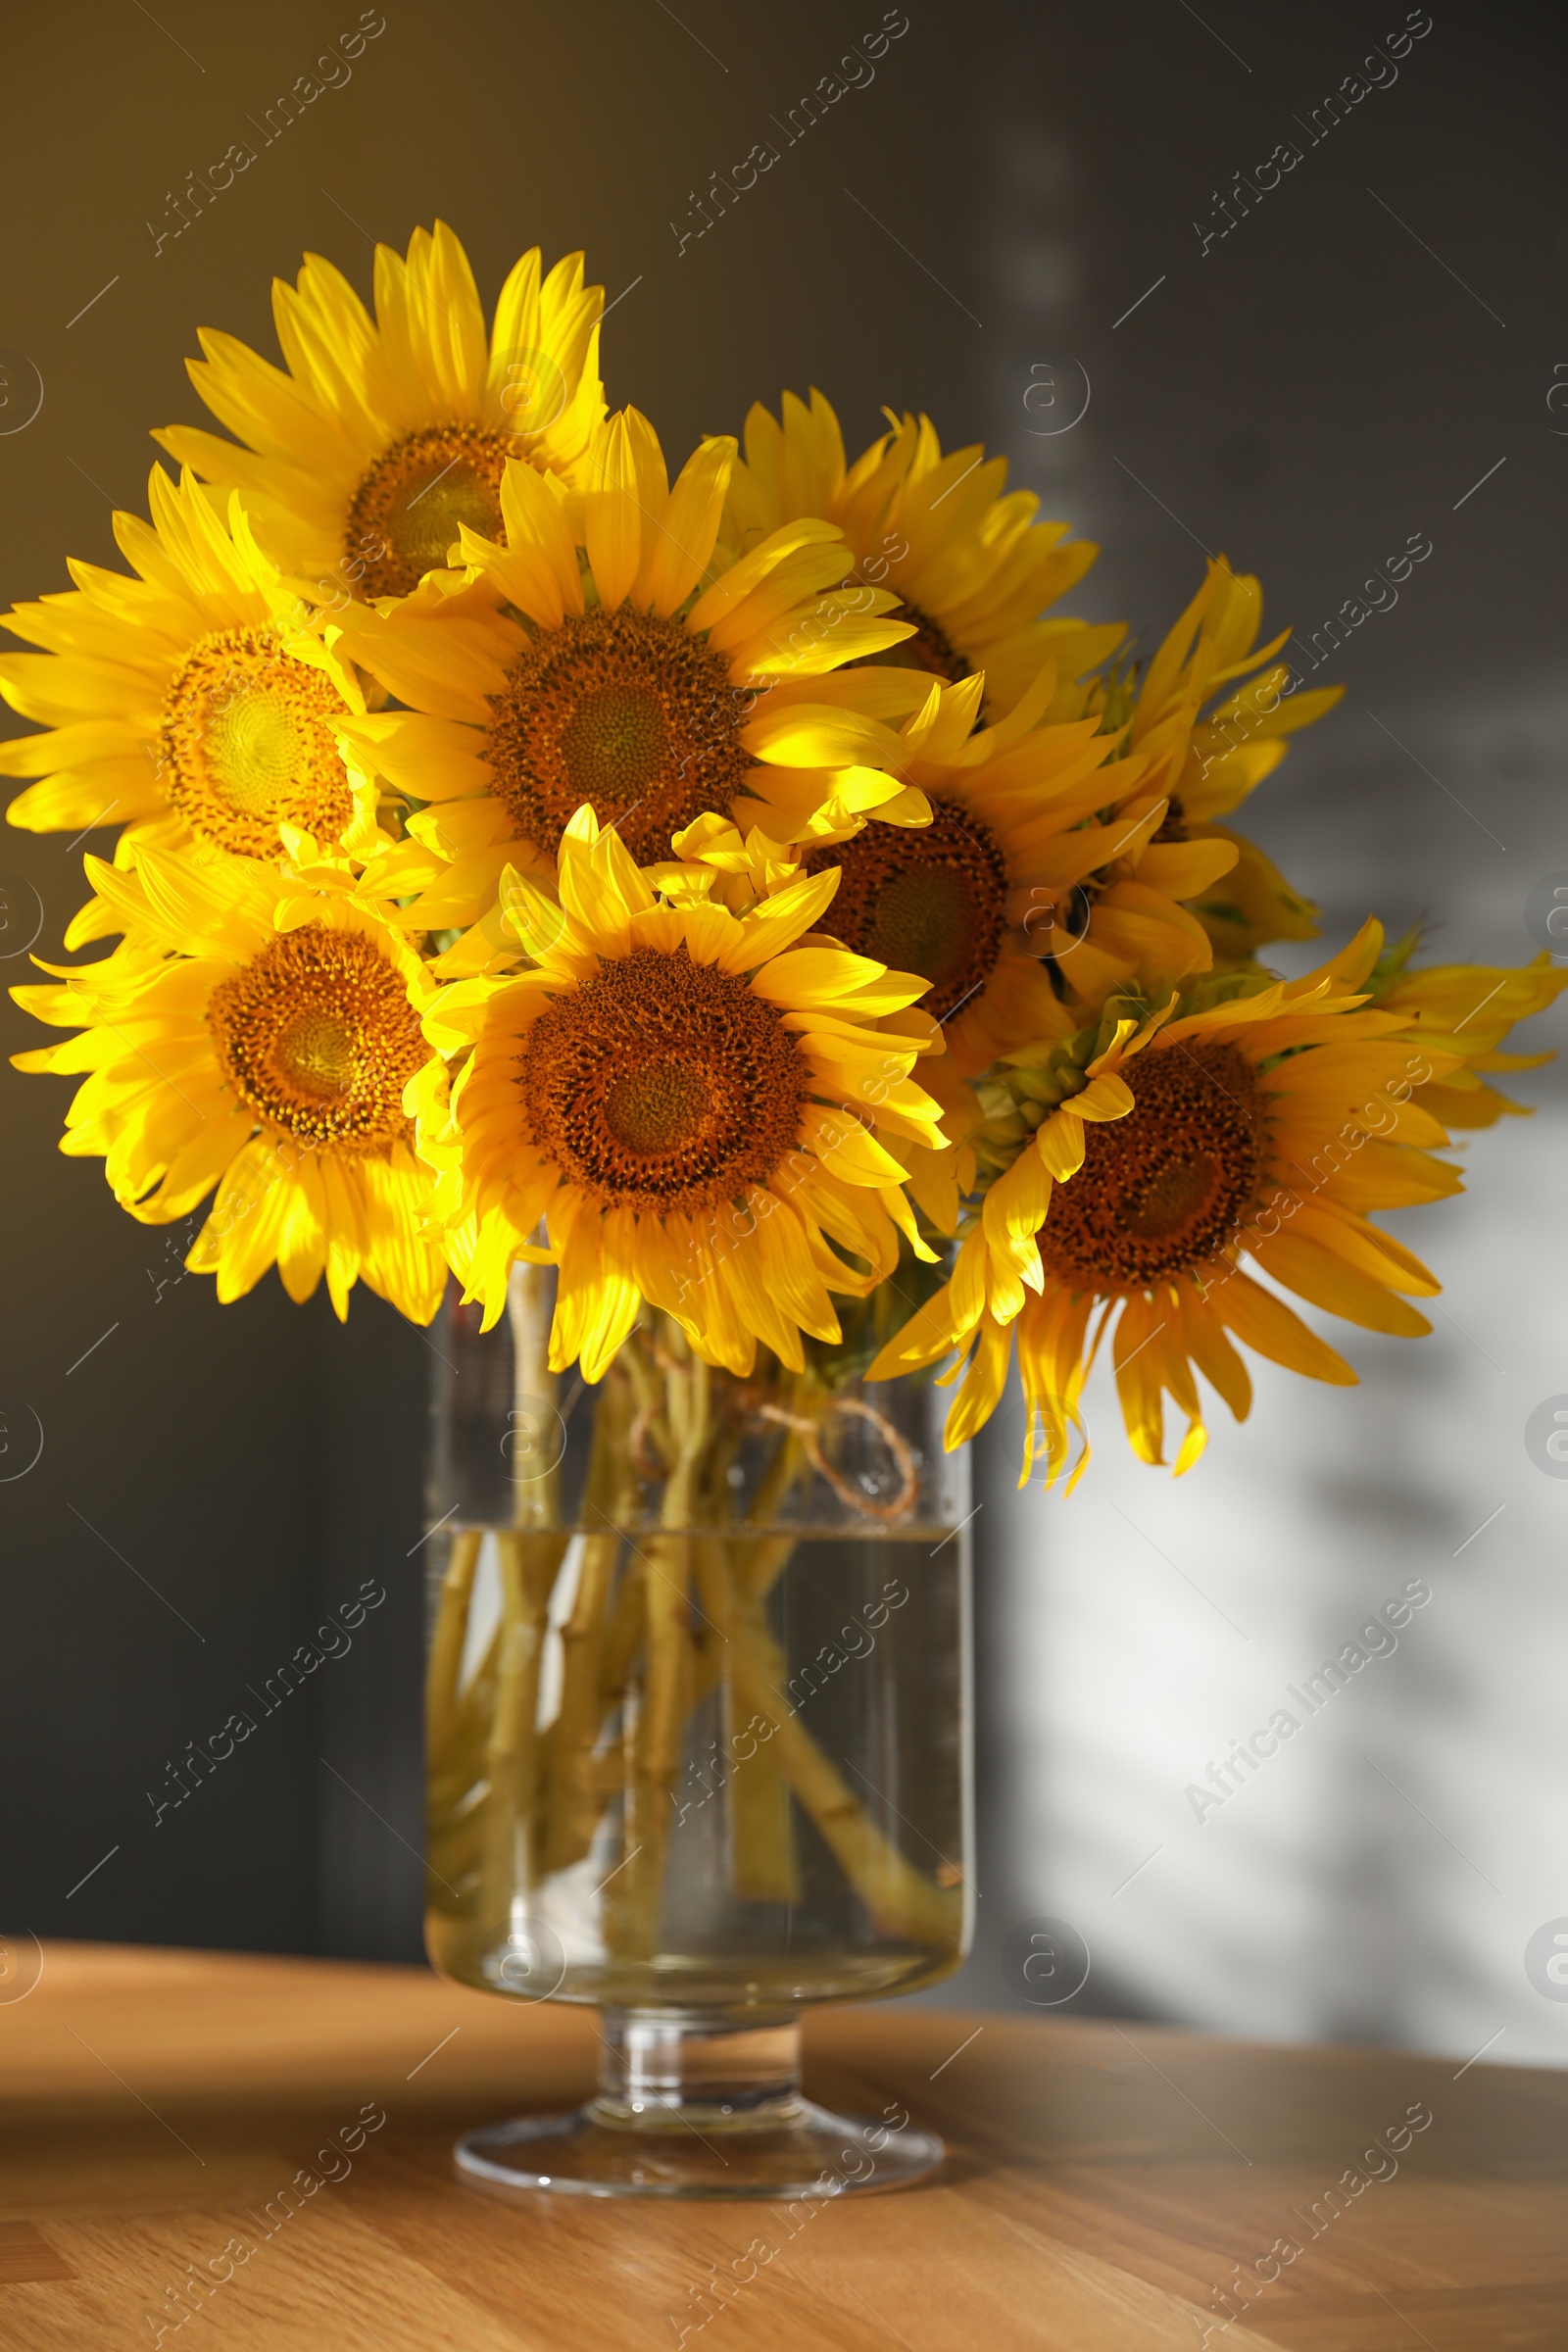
[753,1397,918,1525]
[623,1329,920,1526]
[628,1403,669,1486]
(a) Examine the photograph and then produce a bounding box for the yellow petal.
[583,412,644,612]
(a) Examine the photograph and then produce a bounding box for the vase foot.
[454,2098,944,2200]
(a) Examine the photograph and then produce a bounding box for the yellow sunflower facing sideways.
[154,223,604,601]
[416,806,946,1380]
[0,468,378,887]
[331,409,931,971]
[722,390,1123,715]
[1109,559,1342,965]
[870,923,1477,1484]
[1368,950,1568,1129]
[790,667,1239,1082]
[12,850,446,1321]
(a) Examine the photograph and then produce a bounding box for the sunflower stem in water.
[478,1530,565,1930]
[470,1264,574,1927]
[723,1598,959,1947]
[425,1527,481,1766]
[537,1365,635,1878]
[619,1328,707,1959]
[695,1534,800,1902]
[431,1287,958,1977]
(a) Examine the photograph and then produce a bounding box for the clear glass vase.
[423,1261,973,2198]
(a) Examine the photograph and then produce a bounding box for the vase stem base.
[454,2008,939,2199]
[454,2097,943,2201]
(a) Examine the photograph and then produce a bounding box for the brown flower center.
[1040,1042,1266,1290]
[808,795,1008,1023]
[207,924,426,1152]
[898,602,971,682]
[519,947,804,1217]
[346,422,513,600]
[157,626,351,857]
[485,607,749,865]
[859,599,970,684]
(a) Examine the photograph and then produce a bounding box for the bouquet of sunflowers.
[6,221,1556,1501]
[10,225,1560,1981]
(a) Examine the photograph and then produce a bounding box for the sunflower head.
[458,407,927,861]
[157,621,357,858]
[482,601,752,870]
[517,942,808,1222]
[869,927,1503,1482]
[421,803,947,1380]
[723,391,1123,716]
[347,420,514,602]
[326,408,935,971]
[790,666,1232,1080]
[1030,1032,1266,1293]
[154,224,607,591]
[11,847,445,1321]
[206,919,429,1154]
[0,468,381,880]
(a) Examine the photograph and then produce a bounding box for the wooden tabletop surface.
[0,1943,1563,2350]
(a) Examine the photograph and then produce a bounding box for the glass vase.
[422,1261,973,2199]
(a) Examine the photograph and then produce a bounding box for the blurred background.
[2,0,1565,2065]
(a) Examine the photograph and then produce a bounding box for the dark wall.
[2,0,1563,1973]
[970,3,1567,986]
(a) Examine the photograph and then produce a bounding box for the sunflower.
[1107,559,1342,965]
[1366,945,1568,1127]
[723,389,1122,714]
[869,922,1479,1483]
[329,408,931,971]
[0,467,379,884]
[12,849,446,1321]
[416,804,946,1380]
[154,223,604,601]
[788,668,1239,1082]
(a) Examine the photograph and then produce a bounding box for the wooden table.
[0,1944,1563,2349]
